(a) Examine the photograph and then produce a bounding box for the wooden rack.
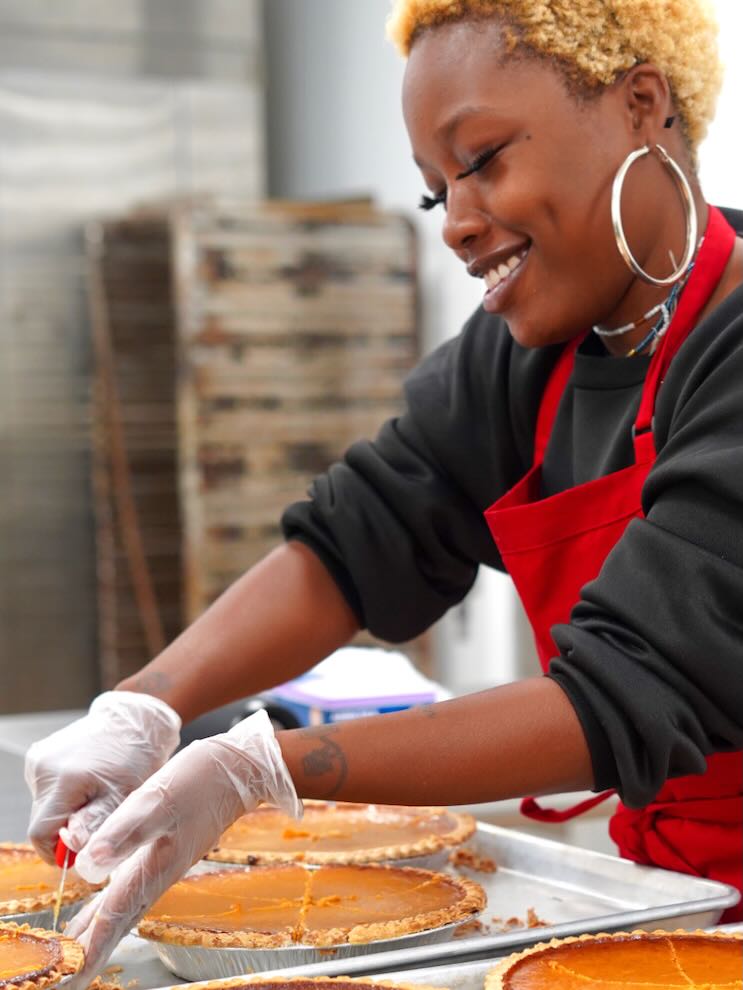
[90,200,426,685]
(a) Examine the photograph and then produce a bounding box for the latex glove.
[25,691,181,863]
[64,709,301,989]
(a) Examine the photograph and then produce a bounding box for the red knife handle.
[54,836,76,868]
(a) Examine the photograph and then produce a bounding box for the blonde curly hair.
[386,0,722,150]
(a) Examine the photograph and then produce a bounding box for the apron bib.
[484,206,742,921]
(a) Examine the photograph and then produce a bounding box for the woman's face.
[402,20,683,348]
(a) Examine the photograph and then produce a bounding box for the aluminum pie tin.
[1,897,90,931]
[194,851,451,874]
[377,851,450,871]
[137,918,464,981]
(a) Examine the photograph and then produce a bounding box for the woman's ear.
[622,64,675,140]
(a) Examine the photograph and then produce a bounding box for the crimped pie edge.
[187,978,448,990]
[484,928,743,988]
[0,921,85,990]
[0,842,100,915]
[206,803,476,866]
[137,864,486,949]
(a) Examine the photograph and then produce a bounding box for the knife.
[51,837,76,933]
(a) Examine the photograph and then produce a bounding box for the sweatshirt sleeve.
[549,290,743,808]
[282,309,557,641]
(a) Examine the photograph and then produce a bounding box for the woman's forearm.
[115,538,594,803]
[279,676,595,805]
[116,542,360,723]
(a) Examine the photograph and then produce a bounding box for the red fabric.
[484,206,742,920]
[520,790,615,823]
[610,752,743,898]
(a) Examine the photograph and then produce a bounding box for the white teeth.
[482,251,527,291]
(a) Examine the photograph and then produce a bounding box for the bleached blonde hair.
[387,0,722,150]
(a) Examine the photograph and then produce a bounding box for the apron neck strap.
[633,205,737,462]
[533,335,584,466]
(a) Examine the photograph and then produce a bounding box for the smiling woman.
[22,1,743,984]
[395,0,725,351]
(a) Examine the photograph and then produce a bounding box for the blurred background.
[0,0,741,717]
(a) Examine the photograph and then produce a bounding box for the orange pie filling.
[0,850,58,908]
[0,929,60,982]
[0,845,93,915]
[139,864,484,947]
[0,924,84,990]
[208,803,474,863]
[493,932,743,990]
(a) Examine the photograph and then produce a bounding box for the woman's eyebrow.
[436,104,494,141]
[413,104,497,171]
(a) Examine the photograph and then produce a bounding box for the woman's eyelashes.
[456,145,500,181]
[419,190,447,211]
[418,145,503,211]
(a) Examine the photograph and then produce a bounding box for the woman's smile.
[476,244,530,313]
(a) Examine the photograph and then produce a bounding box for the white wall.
[699,0,743,206]
[264,0,743,693]
[264,0,481,355]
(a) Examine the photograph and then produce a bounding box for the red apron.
[484,206,742,922]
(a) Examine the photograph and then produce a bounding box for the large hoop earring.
[611,144,698,287]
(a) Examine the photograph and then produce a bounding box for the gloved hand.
[25,691,182,863]
[64,708,302,989]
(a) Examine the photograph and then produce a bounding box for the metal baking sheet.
[106,933,495,990]
[363,957,496,990]
[107,923,743,990]
[222,822,739,979]
[304,927,743,990]
[353,923,743,990]
[104,823,739,989]
[104,933,176,990]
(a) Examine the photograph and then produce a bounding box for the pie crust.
[486,929,743,989]
[189,978,445,990]
[0,844,99,916]
[206,801,476,866]
[0,922,85,990]
[137,863,485,949]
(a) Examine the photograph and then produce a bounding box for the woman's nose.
[442,188,490,253]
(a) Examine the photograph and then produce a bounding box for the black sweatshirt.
[282,207,743,809]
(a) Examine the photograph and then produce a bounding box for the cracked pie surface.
[0,922,84,990]
[206,801,475,866]
[138,863,485,948]
[486,929,743,990]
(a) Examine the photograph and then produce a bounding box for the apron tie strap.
[520,789,616,824]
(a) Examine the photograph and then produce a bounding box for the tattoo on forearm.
[301,732,348,798]
[129,670,173,698]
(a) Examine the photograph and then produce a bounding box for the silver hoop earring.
[611,144,698,287]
